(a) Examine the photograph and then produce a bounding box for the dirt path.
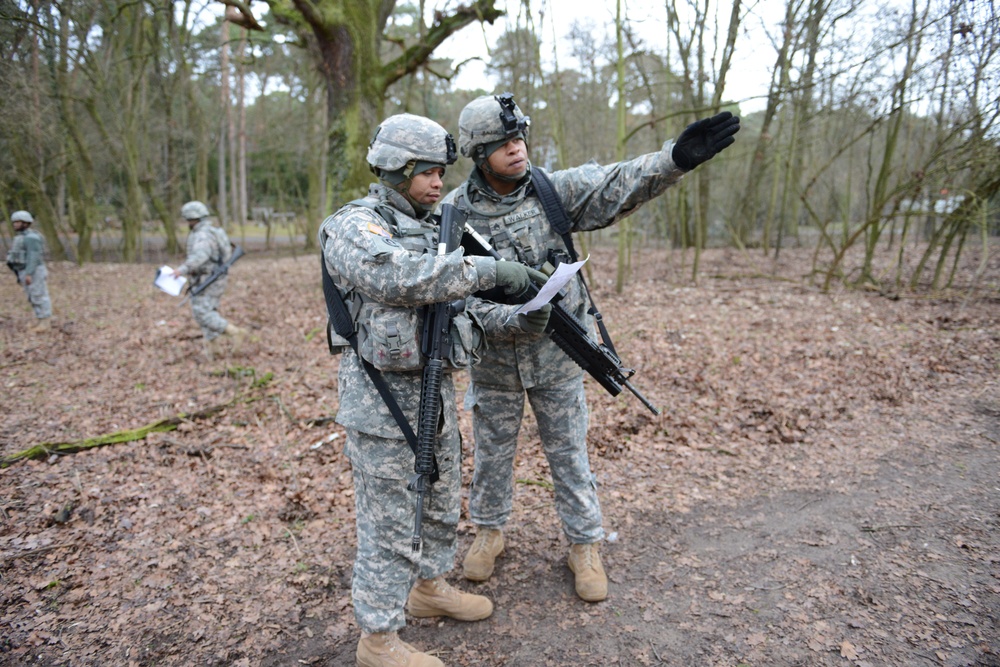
[270,389,998,667]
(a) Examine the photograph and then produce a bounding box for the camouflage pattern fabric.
[320,183,520,634]
[8,228,51,319]
[178,220,231,340]
[190,275,228,340]
[443,144,686,544]
[347,427,461,633]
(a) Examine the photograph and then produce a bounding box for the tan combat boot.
[223,323,246,352]
[202,337,220,361]
[461,528,504,581]
[356,631,443,667]
[31,318,51,333]
[406,576,493,621]
[568,542,608,602]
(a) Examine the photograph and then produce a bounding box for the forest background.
[1,1,999,665]
[0,0,998,293]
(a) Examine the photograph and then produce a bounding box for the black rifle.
[6,262,21,284]
[462,224,660,415]
[408,203,466,552]
[178,244,245,307]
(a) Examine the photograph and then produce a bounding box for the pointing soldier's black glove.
[494,261,548,299]
[671,111,741,171]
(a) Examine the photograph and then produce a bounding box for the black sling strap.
[320,220,436,482]
[530,168,620,357]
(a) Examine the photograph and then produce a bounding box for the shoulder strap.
[530,168,620,356]
[531,168,578,262]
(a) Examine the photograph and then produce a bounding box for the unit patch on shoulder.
[368,222,392,238]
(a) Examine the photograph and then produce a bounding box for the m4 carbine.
[409,203,465,552]
[462,224,660,415]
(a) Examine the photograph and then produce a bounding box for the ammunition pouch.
[351,301,482,373]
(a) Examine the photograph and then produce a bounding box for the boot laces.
[471,531,493,555]
[576,544,596,570]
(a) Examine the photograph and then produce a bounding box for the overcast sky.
[433,0,780,113]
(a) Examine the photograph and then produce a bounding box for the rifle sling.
[320,229,438,484]
[530,169,619,357]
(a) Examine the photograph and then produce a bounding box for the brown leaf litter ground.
[1,242,998,666]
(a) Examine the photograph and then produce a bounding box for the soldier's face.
[408,167,445,206]
[11,220,28,232]
[486,138,528,179]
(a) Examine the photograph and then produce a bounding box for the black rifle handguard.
[408,203,465,552]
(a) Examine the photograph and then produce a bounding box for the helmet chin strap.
[479,160,526,184]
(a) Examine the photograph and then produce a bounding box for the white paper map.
[154,266,187,297]
[512,256,588,317]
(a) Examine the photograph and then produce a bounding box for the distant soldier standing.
[6,210,52,332]
[172,201,245,358]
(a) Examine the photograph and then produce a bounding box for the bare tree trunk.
[614,0,630,294]
[237,27,248,244]
[218,20,229,226]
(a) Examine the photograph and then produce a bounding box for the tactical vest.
[322,197,482,373]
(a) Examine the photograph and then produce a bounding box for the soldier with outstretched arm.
[443,93,740,602]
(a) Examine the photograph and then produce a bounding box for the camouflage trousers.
[20,265,51,319]
[189,275,228,340]
[465,376,604,544]
[345,427,461,634]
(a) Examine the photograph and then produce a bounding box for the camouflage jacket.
[6,228,46,276]
[442,142,685,389]
[320,184,521,440]
[178,220,231,280]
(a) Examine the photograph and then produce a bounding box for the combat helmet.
[458,92,531,164]
[181,201,210,221]
[367,113,457,182]
[10,210,34,224]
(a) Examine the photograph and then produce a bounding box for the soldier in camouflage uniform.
[172,201,246,359]
[444,93,740,602]
[320,113,550,667]
[6,210,53,332]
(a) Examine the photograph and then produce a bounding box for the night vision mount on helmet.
[458,92,531,162]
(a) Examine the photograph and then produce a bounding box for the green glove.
[518,303,552,334]
[494,261,548,298]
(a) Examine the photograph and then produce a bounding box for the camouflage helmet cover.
[10,210,34,224]
[181,200,210,220]
[366,113,457,174]
[458,92,531,159]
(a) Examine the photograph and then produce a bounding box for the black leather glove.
[518,303,552,334]
[671,111,741,171]
[494,261,548,298]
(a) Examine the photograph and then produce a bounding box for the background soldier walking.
[172,201,246,359]
[6,210,52,332]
